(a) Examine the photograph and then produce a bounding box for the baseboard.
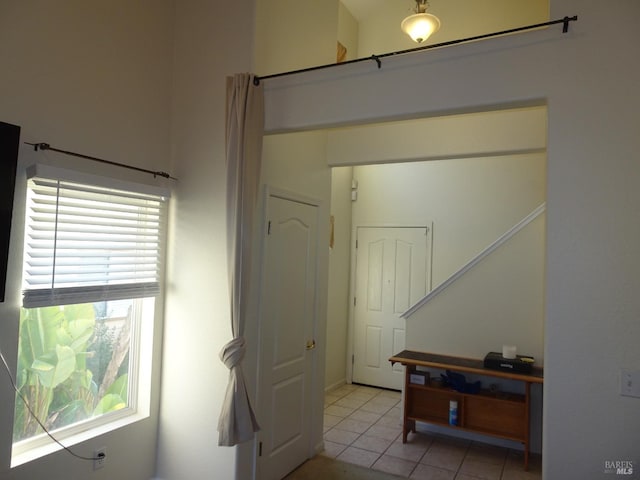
[324,378,347,393]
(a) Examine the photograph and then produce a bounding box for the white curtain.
[217,73,263,446]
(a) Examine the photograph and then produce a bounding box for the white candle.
[502,345,517,359]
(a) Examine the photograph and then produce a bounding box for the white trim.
[401,203,546,319]
[26,163,171,199]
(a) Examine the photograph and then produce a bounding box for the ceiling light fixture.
[401,0,441,43]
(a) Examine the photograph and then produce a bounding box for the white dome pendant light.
[401,0,441,43]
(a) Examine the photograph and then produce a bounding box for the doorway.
[251,106,547,478]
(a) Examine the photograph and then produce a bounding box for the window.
[12,165,168,462]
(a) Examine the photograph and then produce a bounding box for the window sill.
[11,409,149,468]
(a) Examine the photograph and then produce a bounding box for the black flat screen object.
[483,351,534,374]
[0,121,20,303]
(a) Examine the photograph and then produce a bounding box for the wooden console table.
[389,350,543,470]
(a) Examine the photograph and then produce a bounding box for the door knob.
[306,340,316,350]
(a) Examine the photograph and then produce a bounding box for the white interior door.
[257,191,319,480]
[352,226,430,390]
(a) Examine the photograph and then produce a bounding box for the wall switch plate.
[620,370,640,398]
[94,447,107,470]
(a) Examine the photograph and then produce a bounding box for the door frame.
[346,222,433,385]
[254,185,326,480]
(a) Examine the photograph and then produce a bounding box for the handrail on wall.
[401,203,546,319]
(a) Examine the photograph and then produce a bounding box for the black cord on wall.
[0,348,102,462]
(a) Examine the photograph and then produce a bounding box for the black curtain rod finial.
[25,142,50,152]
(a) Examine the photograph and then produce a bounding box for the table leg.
[524,381,531,471]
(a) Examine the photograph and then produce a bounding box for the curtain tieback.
[219,336,246,369]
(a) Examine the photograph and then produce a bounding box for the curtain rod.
[253,15,578,85]
[25,142,178,180]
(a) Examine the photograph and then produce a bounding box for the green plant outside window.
[13,301,132,442]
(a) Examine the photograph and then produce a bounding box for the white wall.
[260,1,640,477]
[405,213,545,362]
[356,0,549,58]
[254,0,339,75]
[155,1,257,480]
[352,153,546,288]
[352,152,547,373]
[325,107,547,166]
[325,167,354,390]
[337,3,359,62]
[0,2,174,479]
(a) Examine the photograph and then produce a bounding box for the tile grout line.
[325,385,399,470]
[328,385,416,476]
[454,442,472,480]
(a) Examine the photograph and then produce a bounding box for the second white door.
[352,226,431,390]
[256,191,319,480]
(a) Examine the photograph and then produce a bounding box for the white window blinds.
[22,166,169,308]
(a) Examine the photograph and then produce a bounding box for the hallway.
[322,384,541,479]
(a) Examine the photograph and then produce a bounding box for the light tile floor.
[322,384,541,480]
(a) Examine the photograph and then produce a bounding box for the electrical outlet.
[94,447,107,470]
[621,370,640,398]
